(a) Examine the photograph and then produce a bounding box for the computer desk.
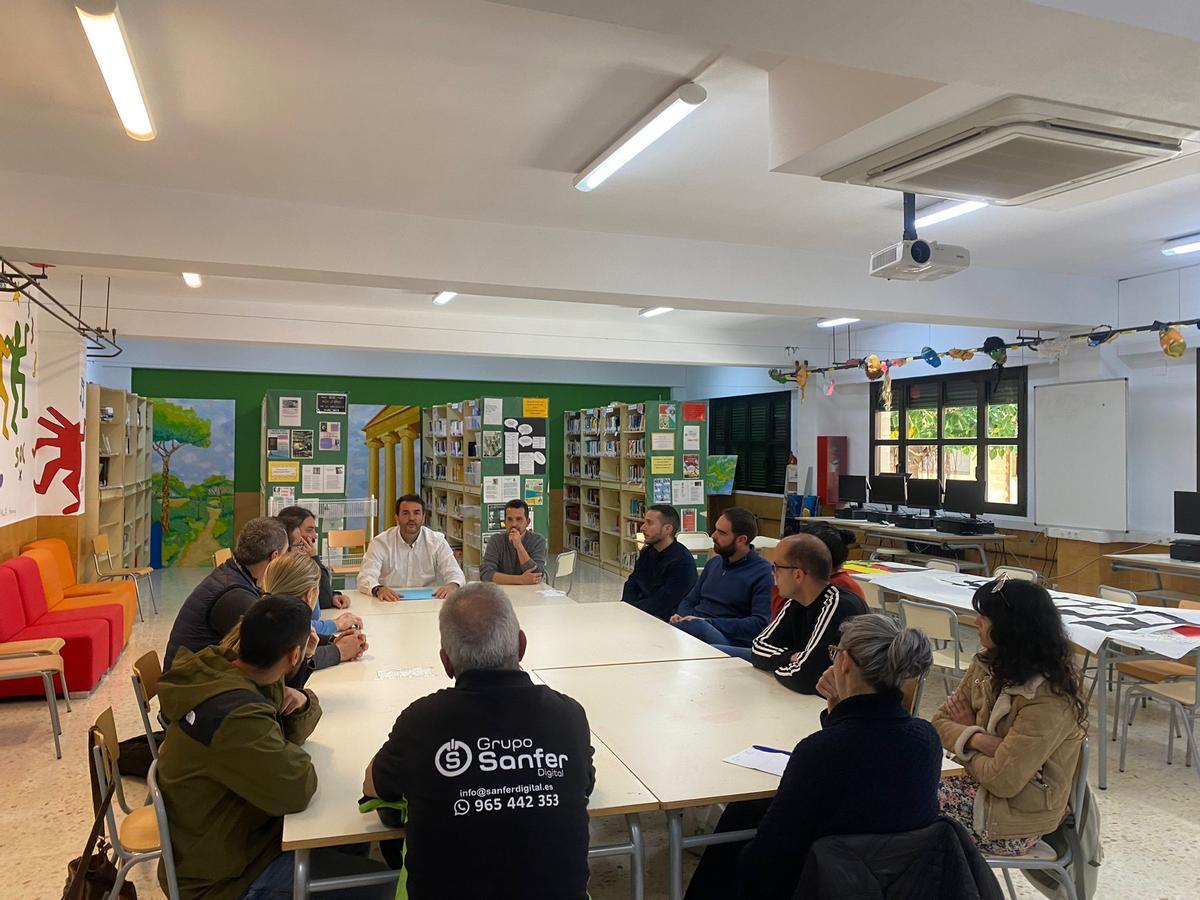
[1103,552,1200,605]
[793,518,1013,575]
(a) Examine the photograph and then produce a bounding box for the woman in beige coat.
[933,577,1086,855]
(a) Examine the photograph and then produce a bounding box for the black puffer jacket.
[794,818,1003,900]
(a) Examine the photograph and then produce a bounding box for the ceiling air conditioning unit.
[822,97,1200,206]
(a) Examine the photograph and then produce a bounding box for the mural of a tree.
[153,401,212,530]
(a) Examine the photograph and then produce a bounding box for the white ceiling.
[4,0,1200,365]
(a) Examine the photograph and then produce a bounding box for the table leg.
[293,848,310,900]
[626,813,645,900]
[667,809,684,900]
[1097,642,1109,790]
[977,544,989,575]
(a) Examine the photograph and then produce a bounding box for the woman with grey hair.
[686,614,943,900]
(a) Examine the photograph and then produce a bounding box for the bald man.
[748,533,869,694]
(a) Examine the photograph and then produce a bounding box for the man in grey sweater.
[479,499,547,585]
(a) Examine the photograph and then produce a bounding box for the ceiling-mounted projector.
[869,239,970,281]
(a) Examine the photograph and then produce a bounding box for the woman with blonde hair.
[223,551,368,671]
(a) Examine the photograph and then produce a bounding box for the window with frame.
[869,367,1026,515]
[709,391,791,493]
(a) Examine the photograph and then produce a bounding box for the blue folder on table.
[396,588,436,600]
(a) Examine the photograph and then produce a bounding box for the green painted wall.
[130,369,671,492]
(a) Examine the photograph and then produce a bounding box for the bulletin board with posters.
[260,389,350,512]
[646,400,709,535]
[479,396,550,551]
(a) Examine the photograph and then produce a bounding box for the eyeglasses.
[771,563,801,574]
[828,645,855,664]
[991,572,1010,593]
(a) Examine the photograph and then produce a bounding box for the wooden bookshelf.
[83,385,153,578]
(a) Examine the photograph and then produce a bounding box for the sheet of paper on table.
[724,746,790,777]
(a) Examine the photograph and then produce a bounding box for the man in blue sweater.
[621,504,698,620]
[670,507,773,650]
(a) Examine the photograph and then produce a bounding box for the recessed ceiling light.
[181,272,202,288]
[817,317,860,328]
[638,307,674,319]
[76,2,155,141]
[1162,234,1200,257]
[432,291,458,306]
[574,84,707,193]
[913,199,987,229]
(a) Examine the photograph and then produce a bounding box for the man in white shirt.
[358,495,465,601]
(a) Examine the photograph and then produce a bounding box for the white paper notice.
[532,436,546,449]
[279,396,302,427]
[683,425,701,451]
[504,431,519,464]
[484,398,503,426]
[519,453,535,475]
[483,477,503,504]
[723,746,790,778]
[672,479,705,506]
[323,464,345,493]
[651,432,675,451]
[500,476,521,501]
[302,465,323,493]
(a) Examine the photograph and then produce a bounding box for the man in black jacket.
[363,582,595,900]
[164,516,288,672]
[750,533,867,693]
[621,504,698,620]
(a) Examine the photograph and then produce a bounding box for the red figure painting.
[34,406,84,514]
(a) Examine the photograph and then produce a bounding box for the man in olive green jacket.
[156,595,322,900]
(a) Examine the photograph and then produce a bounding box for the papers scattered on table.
[723,746,790,777]
[536,588,567,597]
[377,667,435,680]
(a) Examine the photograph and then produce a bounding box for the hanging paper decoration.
[881,367,893,410]
[1159,324,1187,358]
[983,336,1007,366]
[795,364,810,400]
[889,357,908,369]
[920,346,942,368]
[1035,336,1071,361]
[947,347,975,361]
[823,375,836,397]
[863,354,884,380]
[768,368,789,385]
[1086,325,1117,347]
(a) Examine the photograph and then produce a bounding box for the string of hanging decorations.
[769,317,1196,405]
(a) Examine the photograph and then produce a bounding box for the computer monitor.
[907,478,942,512]
[839,475,868,505]
[1174,491,1200,536]
[943,478,985,517]
[870,473,908,507]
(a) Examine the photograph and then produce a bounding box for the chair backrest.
[132,651,162,760]
[93,533,112,557]
[22,538,79,588]
[992,565,1037,582]
[900,672,926,715]
[0,568,28,642]
[924,558,960,573]
[213,547,232,567]
[327,528,366,550]
[94,706,121,768]
[1098,584,1138,605]
[899,598,958,644]
[1180,599,1200,610]
[859,581,886,613]
[21,547,66,606]
[3,557,51,623]
[1069,737,1090,832]
[555,550,577,579]
[147,760,181,900]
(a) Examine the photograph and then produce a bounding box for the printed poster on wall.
[483,398,503,426]
[657,403,676,431]
[651,432,675,451]
[672,479,705,506]
[683,402,706,422]
[319,421,342,451]
[650,456,674,474]
[34,317,88,520]
[683,425,701,451]
[279,396,302,427]
[524,477,545,506]
[267,428,291,459]
[522,397,549,418]
[481,431,503,457]
[683,454,700,478]
[652,477,672,503]
[502,418,547,475]
[316,392,348,414]
[682,509,697,532]
[269,460,300,482]
[292,429,314,458]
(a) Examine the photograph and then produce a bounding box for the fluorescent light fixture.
[817,317,860,328]
[432,291,458,306]
[638,306,674,319]
[574,83,707,192]
[76,2,155,141]
[913,199,987,228]
[181,272,202,288]
[1162,234,1200,257]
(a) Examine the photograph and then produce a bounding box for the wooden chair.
[550,550,577,595]
[1120,663,1200,785]
[924,558,961,573]
[901,671,929,717]
[1110,594,1199,741]
[212,547,233,567]
[325,529,367,587]
[91,708,162,895]
[147,760,181,900]
[898,599,968,696]
[0,637,71,758]
[93,533,157,619]
[992,564,1038,582]
[131,650,163,761]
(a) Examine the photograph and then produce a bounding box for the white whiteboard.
[1034,378,1127,531]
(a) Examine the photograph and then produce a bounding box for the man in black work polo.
[363,582,595,899]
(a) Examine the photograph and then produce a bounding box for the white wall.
[792,292,1197,538]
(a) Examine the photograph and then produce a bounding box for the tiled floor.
[3,564,1198,899]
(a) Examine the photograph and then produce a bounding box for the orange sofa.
[20,544,135,642]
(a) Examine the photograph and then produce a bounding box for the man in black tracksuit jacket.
[750,533,867,693]
[364,583,595,900]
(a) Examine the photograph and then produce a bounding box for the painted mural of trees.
[152,401,211,531]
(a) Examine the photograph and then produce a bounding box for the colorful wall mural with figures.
[1,293,86,526]
[151,397,235,567]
